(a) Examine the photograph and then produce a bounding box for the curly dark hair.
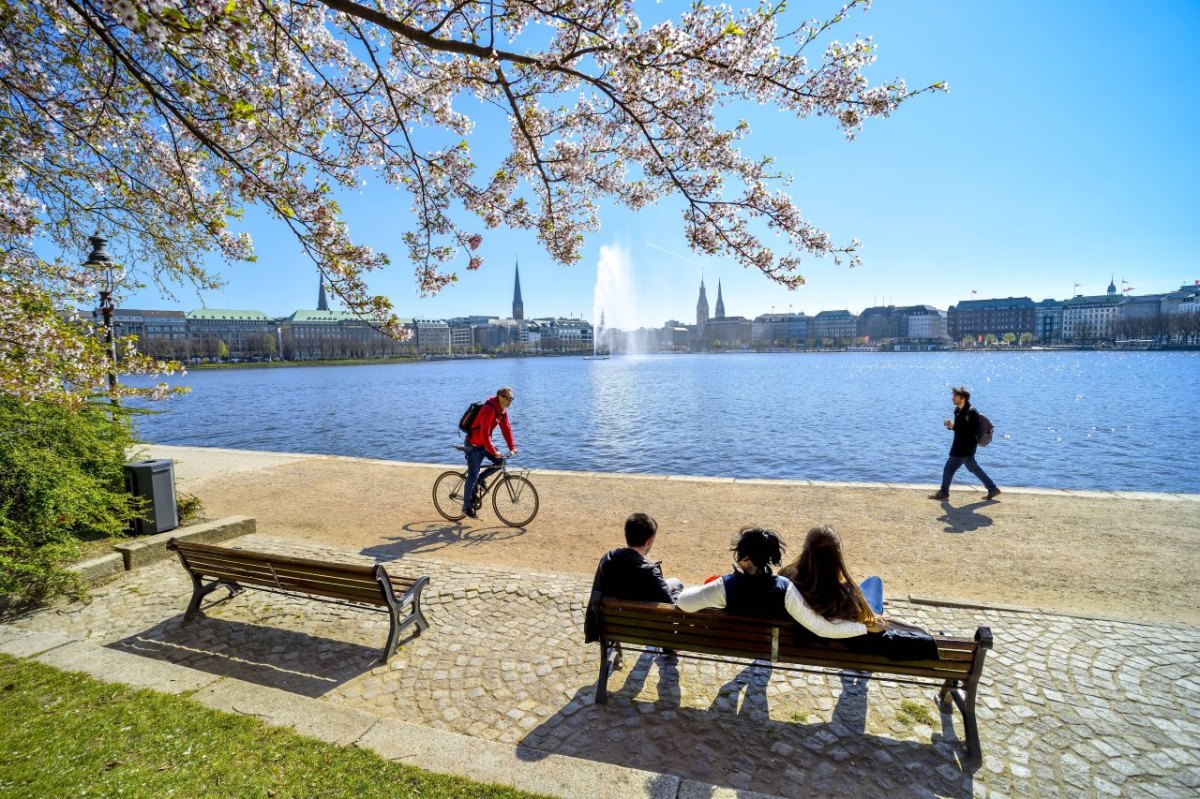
[731,526,785,574]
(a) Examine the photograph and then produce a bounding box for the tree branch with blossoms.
[1,0,943,404]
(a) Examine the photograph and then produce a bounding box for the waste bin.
[124,459,179,535]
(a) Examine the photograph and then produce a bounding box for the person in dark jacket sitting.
[584,513,681,643]
[676,527,884,638]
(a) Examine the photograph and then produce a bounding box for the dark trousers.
[463,444,502,511]
[939,455,998,494]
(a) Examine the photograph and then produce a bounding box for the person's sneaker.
[928,492,949,500]
[984,489,1002,500]
[462,508,478,519]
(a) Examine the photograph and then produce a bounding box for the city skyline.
[103,1,1199,329]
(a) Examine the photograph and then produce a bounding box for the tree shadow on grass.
[360,520,526,561]
[934,501,994,535]
[516,651,978,798]
[106,592,399,698]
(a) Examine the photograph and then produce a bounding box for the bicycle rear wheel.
[492,475,539,527]
[432,471,468,521]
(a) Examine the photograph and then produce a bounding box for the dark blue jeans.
[939,455,998,495]
[463,444,502,512]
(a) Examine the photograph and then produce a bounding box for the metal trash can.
[124,459,179,535]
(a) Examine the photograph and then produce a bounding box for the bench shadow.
[360,520,527,561]
[516,655,978,798]
[105,601,392,698]
[935,500,994,535]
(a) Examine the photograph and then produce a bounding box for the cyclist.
[462,386,518,518]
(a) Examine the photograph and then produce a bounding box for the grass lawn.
[0,655,549,799]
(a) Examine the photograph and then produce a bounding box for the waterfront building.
[185,309,275,360]
[704,316,752,348]
[947,297,1036,342]
[413,318,451,355]
[95,308,189,360]
[808,310,857,343]
[1035,299,1064,344]
[857,305,899,342]
[532,317,593,353]
[1062,294,1124,341]
[751,312,807,347]
[895,305,949,342]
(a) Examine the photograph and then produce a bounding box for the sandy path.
[178,456,1200,627]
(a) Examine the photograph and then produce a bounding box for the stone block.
[359,717,679,799]
[115,515,256,570]
[69,552,125,586]
[0,629,74,658]
[190,678,376,746]
[34,640,221,694]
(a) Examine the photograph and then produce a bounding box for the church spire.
[317,275,329,311]
[696,272,709,331]
[715,279,726,319]
[512,258,524,320]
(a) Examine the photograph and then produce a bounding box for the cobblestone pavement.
[14,534,1199,798]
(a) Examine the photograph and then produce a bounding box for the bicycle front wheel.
[432,471,468,521]
[492,475,539,527]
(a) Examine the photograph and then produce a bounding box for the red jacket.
[467,396,515,457]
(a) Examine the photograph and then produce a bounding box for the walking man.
[929,386,1000,501]
[462,386,518,519]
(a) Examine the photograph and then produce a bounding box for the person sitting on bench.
[584,512,682,644]
[779,525,884,627]
[676,526,885,638]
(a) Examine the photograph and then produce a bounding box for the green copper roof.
[288,310,362,322]
[186,309,271,321]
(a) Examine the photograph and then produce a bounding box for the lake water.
[128,351,1200,493]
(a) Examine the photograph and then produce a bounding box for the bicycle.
[432,446,540,527]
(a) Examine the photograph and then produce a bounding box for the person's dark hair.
[951,386,971,402]
[731,526,784,573]
[624,512,658,547]
[779,525,872,622]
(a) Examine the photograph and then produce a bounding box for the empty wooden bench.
[589,593,993,757]
[167,539,430,662]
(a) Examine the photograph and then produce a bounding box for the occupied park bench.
[589,593,993,757]
[167,539,430,662]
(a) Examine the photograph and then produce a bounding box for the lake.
[128,351,1200,493]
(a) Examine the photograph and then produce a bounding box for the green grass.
[0,655,549,799]
[895,699,936,727]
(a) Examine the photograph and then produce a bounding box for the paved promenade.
[6,445,1197,797]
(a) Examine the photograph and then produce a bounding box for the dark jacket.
[722,572,792,622]
[584,547,674,643]
[950,402,981,457]
[790,618,940,661]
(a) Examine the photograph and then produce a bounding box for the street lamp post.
[84,233,124,405]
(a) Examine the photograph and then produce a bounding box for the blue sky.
[117,0,1200,327]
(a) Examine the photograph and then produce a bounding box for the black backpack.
[976,412,995,447]
[458,401,485,435]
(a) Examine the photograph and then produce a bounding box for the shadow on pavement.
[107,613,385,698]
[935,501,994,535]
[517,651,978,798]
[360,520,526,560]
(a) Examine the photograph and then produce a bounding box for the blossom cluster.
[1,0,937,404]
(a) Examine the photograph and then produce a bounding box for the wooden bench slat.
[166,539,431,663]
[174,542,377,576]
[592,593,992,758]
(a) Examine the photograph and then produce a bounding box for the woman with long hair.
[676,526,884,638]
[778,525,884,626]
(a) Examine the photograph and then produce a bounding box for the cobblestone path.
[15,534,1199,798]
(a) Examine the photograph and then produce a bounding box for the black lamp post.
[84,233,124,405]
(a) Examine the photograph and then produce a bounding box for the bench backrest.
[169,540,392,607]
[597,596,989,681]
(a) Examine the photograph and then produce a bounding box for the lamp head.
[83,232,124,293]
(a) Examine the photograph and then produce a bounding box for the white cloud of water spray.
[593,242,648,355]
